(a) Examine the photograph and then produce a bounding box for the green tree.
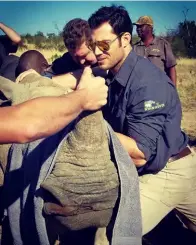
[178,20,196,57]
[34,31,46,49]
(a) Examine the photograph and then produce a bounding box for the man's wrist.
[76,88,88,111]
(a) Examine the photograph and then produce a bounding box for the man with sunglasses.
[88,4,196,241]
[133,16,177,86]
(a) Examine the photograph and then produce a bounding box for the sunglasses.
[89,32,125,52]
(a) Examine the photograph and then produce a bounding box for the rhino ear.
[15,69,39,84]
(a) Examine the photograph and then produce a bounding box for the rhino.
[0,51,141,245]
[0,69,119,245]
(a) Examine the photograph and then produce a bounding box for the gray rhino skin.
[0,73,70,186]
[0,73,119,231]
[42,110,119,230]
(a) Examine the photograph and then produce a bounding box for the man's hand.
[115,132,147,167]
[77,66,108,111]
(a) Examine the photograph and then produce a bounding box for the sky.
[0,1,196,36]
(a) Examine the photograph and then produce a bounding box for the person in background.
[49,18,106,88]
[51,18,97,76]
[15,50,49,78]
[133,16,177,85]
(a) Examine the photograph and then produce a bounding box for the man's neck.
[141,35,154,47]
[111,46,132,75]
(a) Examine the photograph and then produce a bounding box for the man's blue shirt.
[103,50,188,175]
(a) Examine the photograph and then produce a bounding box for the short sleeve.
[164,40,176,68]
[0,42,6,67]
[51,52,80,75]
[0,36,18,54]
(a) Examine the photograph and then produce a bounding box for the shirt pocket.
[147,49,165,71]
[147,49,162,58]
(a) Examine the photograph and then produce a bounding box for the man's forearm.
[0,22,21,44]
[0,90,86,144]
[51,67,106,90]
[0,66,107,144]
[115,132,146,167]
[52,71,82,90]
[167,66,177,86]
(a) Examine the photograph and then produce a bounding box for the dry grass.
[16,44,65,63]
[16,46,196,140]
[177,58,196,66]
[176,58,196,140]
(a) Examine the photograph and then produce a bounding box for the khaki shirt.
[133,37,176,72]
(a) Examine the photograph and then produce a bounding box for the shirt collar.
[138,36,156,46]
[106,50,138,87]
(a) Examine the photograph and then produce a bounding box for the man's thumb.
[82,66,92,76]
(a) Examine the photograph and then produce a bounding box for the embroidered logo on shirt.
[144,100,165,111]
[151,48,160,52]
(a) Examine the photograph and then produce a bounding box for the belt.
[168,146,192,163]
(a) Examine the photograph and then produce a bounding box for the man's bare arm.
[0,22,21,44]
[51,70,81,89]
[0,91,85,143]
[167,66,177,86]
[51,66,106,90]
[0,67,107,144]
[115,132,147,167]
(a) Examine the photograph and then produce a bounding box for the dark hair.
[88,5,133,37]
[62,18,92,50]
[15,50,48,77]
